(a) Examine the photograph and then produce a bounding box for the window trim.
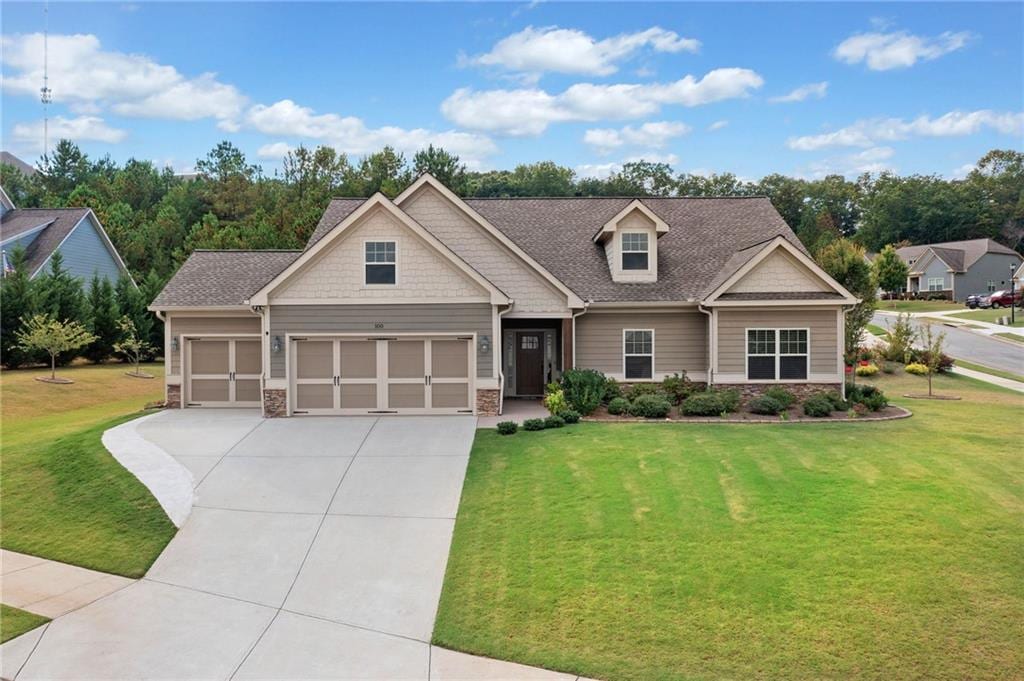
[363,239,398,287]
[927,277,945,292]
[622,328,655,381]
[986,280,997,292]
[744,327,810,382]
[620,231,650,272]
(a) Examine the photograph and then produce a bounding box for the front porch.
[500,317,569,398]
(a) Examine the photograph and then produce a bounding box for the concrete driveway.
[8,410,576,680]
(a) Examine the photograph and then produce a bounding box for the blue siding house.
[0,185,133,285]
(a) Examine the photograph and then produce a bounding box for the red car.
[985,289,1023,308]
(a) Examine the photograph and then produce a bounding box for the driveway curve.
[8,411,578,680]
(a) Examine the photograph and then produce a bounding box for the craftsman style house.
[895,238,1022,302]
[150,175,857,416]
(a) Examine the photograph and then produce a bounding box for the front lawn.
[435,373,1024,680]
[0,605,49,643]
[877,299,963,313]
[0,363,176,577]
[948,308,1024,327]
[994,332,1024,345]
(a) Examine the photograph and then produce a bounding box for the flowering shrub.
[905,363,928,375]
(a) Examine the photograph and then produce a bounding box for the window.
[365,241,396,285]
[623,329,653,379]
[927,277,944,291]
[987,280,997,292]
[621,233,649,270]
[746,328,808,380]
[520,335,539,350]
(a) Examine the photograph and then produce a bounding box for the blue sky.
[2,1,1021,180]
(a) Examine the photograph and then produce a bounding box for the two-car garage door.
[292,336,474,415]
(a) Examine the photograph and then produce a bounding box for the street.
[873,312,1024,375]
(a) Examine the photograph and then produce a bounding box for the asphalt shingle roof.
[150,250,301,307]
[1,208,91,275]
[896,238,1018,272]
[717,291,845,301]
[305,199,366,250]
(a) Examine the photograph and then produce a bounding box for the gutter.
[496,301,515,416]
[698,304,713,386]
[570,300,591,372]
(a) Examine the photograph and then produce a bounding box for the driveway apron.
[11,410,474,681]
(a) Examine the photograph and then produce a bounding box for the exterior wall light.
[170,336,178,352]
[479,334,491,355]
[272,336,283,353]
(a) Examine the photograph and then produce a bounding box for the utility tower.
[40,0,53,160]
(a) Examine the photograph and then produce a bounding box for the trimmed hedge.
[748,395,784,415]
[523,418,546,431]
[496,421,518,435]
[558,409,581,424]
[544,415,566,428]
[803,394,834,417]
[628,394,672,418]
[607,397,630,415]
[681,392,725,416]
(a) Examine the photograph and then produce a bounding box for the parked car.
[966,293,985,308]
[986,290,1023,308]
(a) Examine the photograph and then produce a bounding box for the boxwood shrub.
[496,421,518,435]
[558,409,581,424]
[628,394,672,418]
[544,414,566,428]
[681,392,724,416]
[748,395,784,415]
[763,385,796,409]
[522,418,546,431]
[607,397,631,415]
[803,394,834,418]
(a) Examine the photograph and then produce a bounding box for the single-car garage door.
[291,336,474,415]
[186,338,262,407]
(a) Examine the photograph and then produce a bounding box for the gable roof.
[896,238,1018,271]
[1,207,93,275]
[305,198,366,250]
[920,246,966,272]
[592,199,669,242]
[150,250,301,308]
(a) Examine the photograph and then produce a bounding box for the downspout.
[496,301,514,416]
[841,304,855,400]
[571,300,591,371]
[698,303,713,387]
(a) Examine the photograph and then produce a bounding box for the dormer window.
[622,233,649,271]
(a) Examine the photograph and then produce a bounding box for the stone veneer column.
[165,384,182,409]
[262,389,288,418]
[476,389,500,416]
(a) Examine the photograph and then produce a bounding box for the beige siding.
[271,205,488,302]
[168,315,261,375]
[716,308,838,375]
[269,303,493,379]
[576,311,707,378]
[609,209,658,284]
[726,250,830,294]
[401,186,568,314]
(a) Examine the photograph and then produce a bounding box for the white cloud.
[0,33,246,124]
[442,68,763,136]
[12,115,128,150]
[803,146,895,179]
[583,121,689,153]
[244,99,498,167]
[257,142,294,159]
[624,152,680,166]
[769,81,828,103]
[708,119,728,131]
[575,162,621,179]
[833,30,972,70]
[788,110,1024,150]
[951,163,976,179]
[467,25,700,77]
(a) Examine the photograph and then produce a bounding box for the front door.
[515,332,544,396]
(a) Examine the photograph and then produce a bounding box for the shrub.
[803,394,834,417]
[855,363,879,377]
[496,421,518,435]
[602,378,623,403]
[911,350,955,373]
[661,372,697,404]
[626,383,664,400]
[607,397,631,415]
[763,385,796,409]
[543,388,568,415]
[681,392,724,416]
[748,395,784,415]
[882,313,915,363]
[628,394,672,418]
[862,391,888,412]
[823,390,848,411]
[523,418,546,431]
[905,362,928,375]
[544,415,566,428]
[716,388,741,413]
[558,409,580,424]
[880,361,896,374]
[560,369,606,415]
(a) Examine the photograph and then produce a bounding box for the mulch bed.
[902,394,961,400]
[584,404,911,424]
[124,372,155,379]
[34,376,74,384]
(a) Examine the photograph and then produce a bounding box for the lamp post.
[1012,264,1017,326]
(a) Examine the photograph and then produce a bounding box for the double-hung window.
[927,277,944,291]
[621,233,649,270]
[623,329,654,379]
[746,328,808,380]
[986,280,997,292]
[365,241,396,285]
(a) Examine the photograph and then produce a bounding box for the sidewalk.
[951,366,1024,394]
[1,549,133,619]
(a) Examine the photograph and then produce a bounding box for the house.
[0,186,133,284]
[895,238,1022,302]
[149,174,858,416]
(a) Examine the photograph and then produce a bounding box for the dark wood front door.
[515,332,544,395]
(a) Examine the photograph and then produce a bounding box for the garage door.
[186,338,262,407]
[292,336,473,415]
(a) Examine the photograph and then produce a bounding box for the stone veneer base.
[263,389,288,418]
[476,389,500,416]
[166,384,182,409]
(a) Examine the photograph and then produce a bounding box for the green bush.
[544,415,565,428]
[628,394,672,418]
[680,392,724,416]
[560,369,607,415]
[496,421,518,435]
[803,394,834,417]
[523,418,546,431]
[748,395,784,415]
[855,363,879,377]
[543,388,568,415]
[625,383,662,399]
[862,391,888,411]
[823,390,848,411]
[763,385,796,409]
[558,409,581,424]
[602,378,623,403]
[716,388,741,413]
[661,372,698,404]
[607,397,630,415]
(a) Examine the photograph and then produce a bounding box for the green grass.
[435,373,1024,681]
[0,605,49,643]
[878,299,963,313]
[955,359,1024,384]
[0,362,175,577]
[866,323,889,338]
[948,308,1024,328]
[994,332,1024,345]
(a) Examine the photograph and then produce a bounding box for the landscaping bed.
[585,402,910,423]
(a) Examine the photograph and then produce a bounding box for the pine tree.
[34,252,87,365]
[85,275,120,363]
[0,247,38,367]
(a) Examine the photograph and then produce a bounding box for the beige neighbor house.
[150,174,858,417]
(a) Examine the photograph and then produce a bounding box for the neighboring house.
[0,151,37,177]
[1014,261,1024,286]
[0,186,133,283]
[150,174,858,417]
[895,238,1022,302]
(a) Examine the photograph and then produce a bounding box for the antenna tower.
[40,0,53,160]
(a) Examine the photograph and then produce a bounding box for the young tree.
[85,275,120,363]
[0,247,38,367]
[817,238,877,363]
[413,145,467,194]
[872,244,910,306]
[16,314,96,382]
[35,252,87,364]
[114,315,153,377]
[917,322,947,397]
